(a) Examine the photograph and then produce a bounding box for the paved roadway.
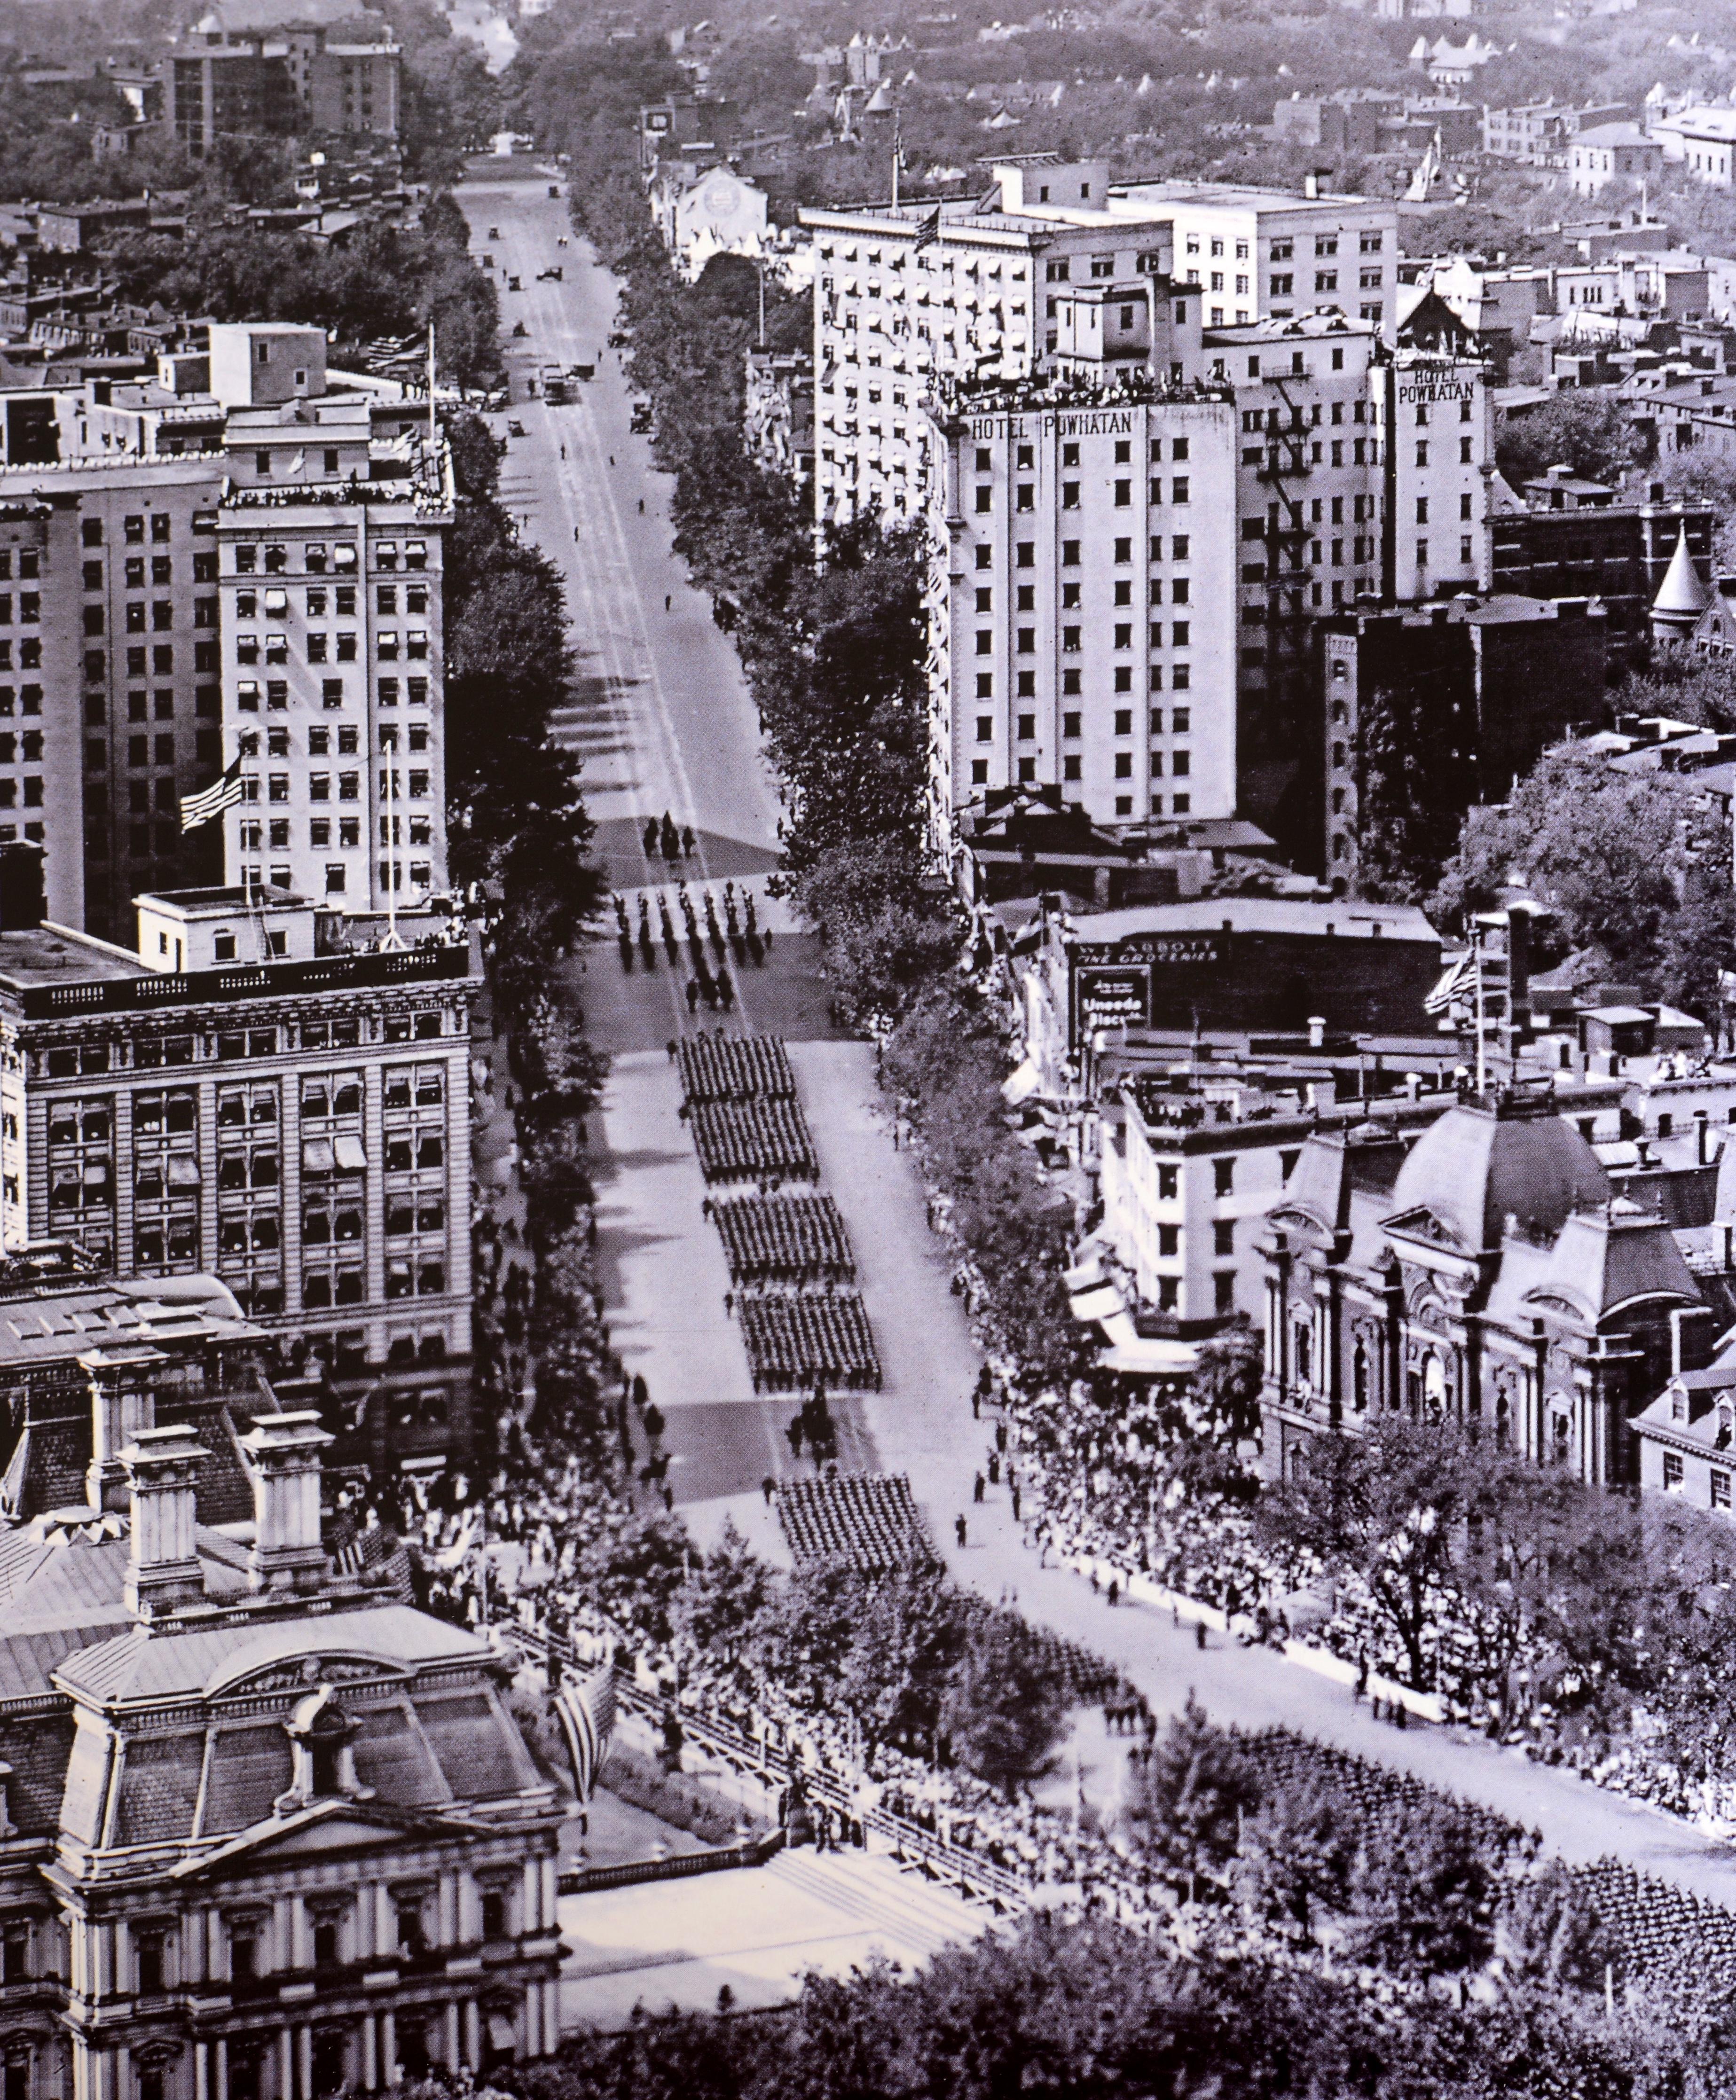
[455,171,1736,1915]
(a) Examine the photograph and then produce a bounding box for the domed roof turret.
[1387,1089,1608,1252]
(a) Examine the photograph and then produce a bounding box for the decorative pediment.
[172,1797,476,1881]
[1383,1204,1470,1251]
[215,1653,412,1699]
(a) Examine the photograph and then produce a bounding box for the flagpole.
[427,319,436,447]
[892,116,900,211]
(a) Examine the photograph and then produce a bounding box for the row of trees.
[672,1529,1074,1796]
[102,192,500,389]
[508,1900,1736,2100]
[1255,1413,1736,1770]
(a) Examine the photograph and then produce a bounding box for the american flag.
[180,757,244,834]
[911,206,943,253]
[551,1660,617,1805]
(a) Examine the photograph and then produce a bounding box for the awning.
[1100,1337,1198,1376]
[333,1134,368,1171]
[1001,1059,1041,1107]
[1069,1285,1125,1324]
[302,1138,334,1173]
[166,1156,200,1187]
[1063,1254,1105,1292]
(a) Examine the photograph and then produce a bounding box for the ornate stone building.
[1258,1083,1712,1481]
[0,1377,566,2100]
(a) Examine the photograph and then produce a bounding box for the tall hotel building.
[800,157,1399,530]
[927,320,1491,860]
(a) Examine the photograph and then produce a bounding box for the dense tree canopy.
[1430,742,1736,1017]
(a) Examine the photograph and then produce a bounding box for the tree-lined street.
[461,164,1736,1928]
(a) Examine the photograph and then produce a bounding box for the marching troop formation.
[713,1192,857,1286]
[774,1471,937,1571]
[677,1032,796,1103]
[676,1032,883,1401]
[740,1293,883,1395]
[689,1097,820,1186]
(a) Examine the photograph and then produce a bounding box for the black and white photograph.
[13,0,1736,2089]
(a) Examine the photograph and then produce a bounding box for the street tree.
[1123,1694,1259,1900]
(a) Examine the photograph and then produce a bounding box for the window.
[1715,1468,1732,1513]
[1212,1158,1234,1197]
[1665,1451,1684,1492]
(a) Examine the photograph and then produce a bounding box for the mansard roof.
[1386,1092,1609,1253]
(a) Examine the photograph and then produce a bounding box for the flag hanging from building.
[180,757,244,834]
[551,1660,617,1805]
[911,205,943,252]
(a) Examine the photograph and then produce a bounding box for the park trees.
[940,1616,1068,1797]
[1493,390,1646,490]
[1430,742,1736,1019]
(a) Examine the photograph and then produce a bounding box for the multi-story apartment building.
[0,457,227,940]
[214,384,450,913]
[927,376,1239,852]
[0,1384,566,2100]
[924,317,1492,856]
[0,881,475,1381]
[1107,178,1400,337]
[801,158,1400,530]
[0,324,450,943]
[163,23,401,155]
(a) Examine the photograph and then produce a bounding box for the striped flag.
[552,1660,617,1805]
[911,205,942,253]
[180,757,244,834]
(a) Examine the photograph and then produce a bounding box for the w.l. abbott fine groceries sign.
[1069,931,1226,1042]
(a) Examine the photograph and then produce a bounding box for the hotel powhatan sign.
[1069,931,1226,1044]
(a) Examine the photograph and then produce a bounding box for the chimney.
[1697,1108,1711,1164]
[241,1411,332,1594]
[1307,1014,1326,1048]
[1304,170,1320,199]
[0,840,44,932]
[122,1423,208,1618]
[1506,903,1534,1044]
[84,1347,163,1513]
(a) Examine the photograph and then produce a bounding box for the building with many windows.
[0,883,475,1381]
[924,320,1492,858]
[1257,1083,1709,1482]
[926,376,1240,852]
[0,1382,566,2100]
[801,159,1399,531]
[0,324,451,945]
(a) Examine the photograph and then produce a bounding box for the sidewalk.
[787,1040,1736,1911]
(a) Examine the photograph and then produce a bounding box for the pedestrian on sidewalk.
[665,594,672,611]
[973,1472,985,1505]
[723,1290,734,1317]
[761,1475,776,1506]
[1195,1621,1208,1651]
[638,498,645,513]
[1107,1577,1120,1609]
[666,1038,677,1062]
[1011,1484,1021,1523]
[573,526,580,541]
[996,1420,1008,1454]
[971,1386,981,1419]
[1354,1656,1369,1703]
[955,1513,967,1548]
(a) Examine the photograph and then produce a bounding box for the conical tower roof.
[1652,525,1710,637]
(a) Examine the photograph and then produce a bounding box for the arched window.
[1422,1353,1447,1420]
